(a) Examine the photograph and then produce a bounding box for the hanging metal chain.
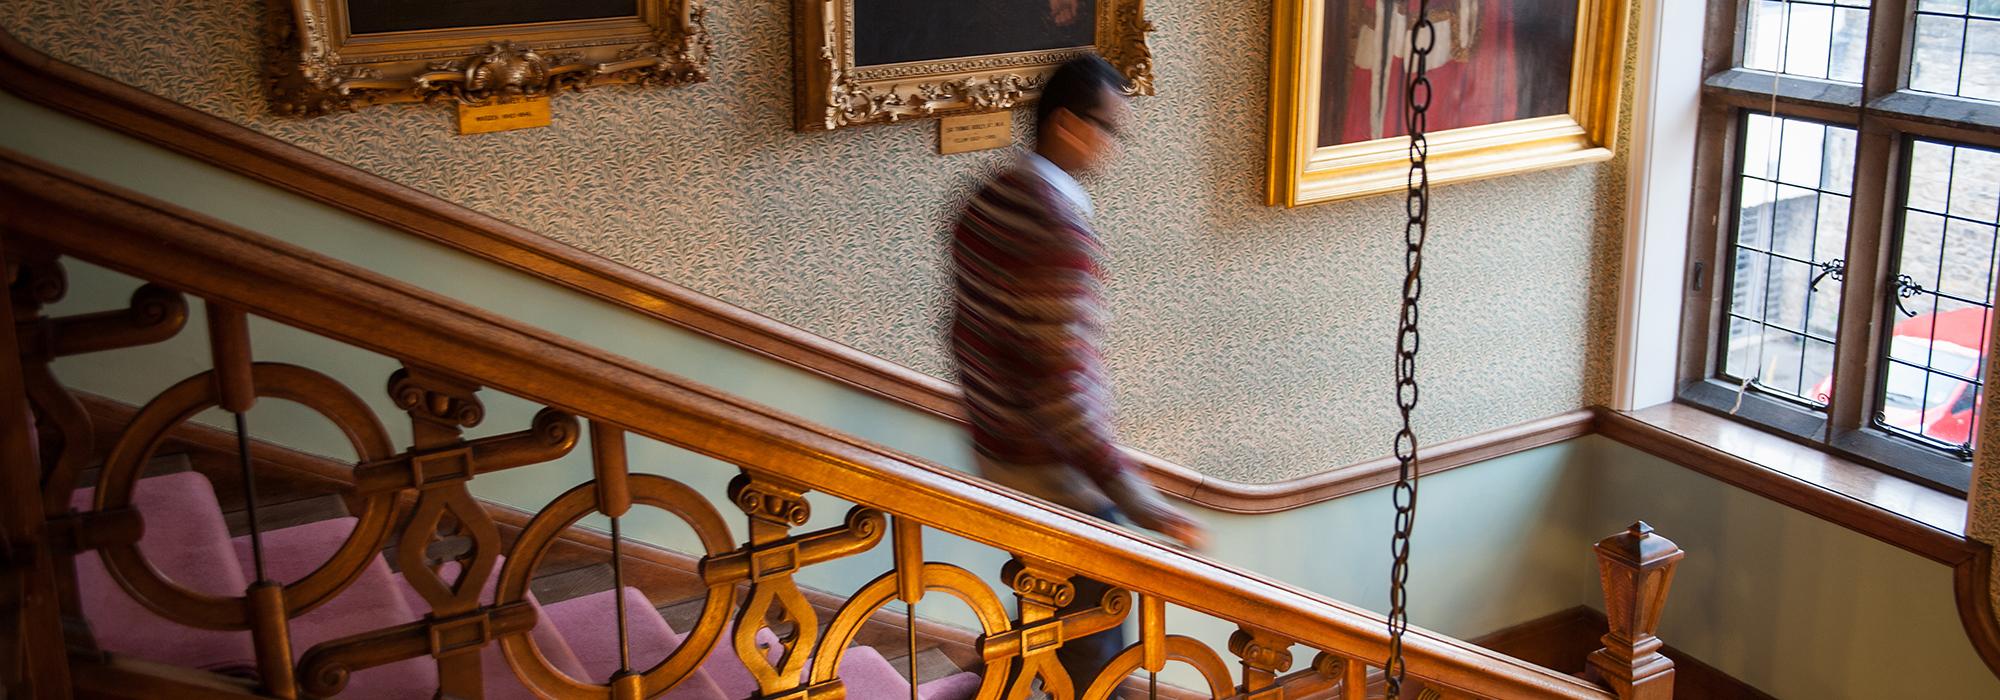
[1386,0,1435,696]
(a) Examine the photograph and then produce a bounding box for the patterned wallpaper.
[0,0,1627,484]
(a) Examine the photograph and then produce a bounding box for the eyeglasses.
[1075,110,1122,139]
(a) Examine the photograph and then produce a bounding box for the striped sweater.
[949,154,1175,524]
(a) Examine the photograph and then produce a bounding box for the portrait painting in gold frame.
[266,0,710,117]
[793,0,1154,131]
[1267,0,1630,207]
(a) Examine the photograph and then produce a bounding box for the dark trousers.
[1053,507,1127,691]
[1055,574,1126,691]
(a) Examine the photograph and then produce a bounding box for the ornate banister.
[0,145,1663,699]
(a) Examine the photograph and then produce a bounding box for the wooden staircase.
[0,144,1686,699]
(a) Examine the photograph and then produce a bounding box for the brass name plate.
[939,111,1012,154]
[458,96,552,135]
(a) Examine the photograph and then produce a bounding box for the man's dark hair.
[1035,55,1128,144]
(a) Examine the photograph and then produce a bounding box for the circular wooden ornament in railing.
[1079,635,1234,700]
[810,563,1014,700]
[496,473,736,699]
[94,363,399,629]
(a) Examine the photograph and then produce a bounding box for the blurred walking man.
[949,55,1207,690]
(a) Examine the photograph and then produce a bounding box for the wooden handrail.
[0,148,1612,697]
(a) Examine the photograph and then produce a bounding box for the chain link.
[1386,0,1434,696]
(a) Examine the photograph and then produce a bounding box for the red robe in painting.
[1334,0,1526,144]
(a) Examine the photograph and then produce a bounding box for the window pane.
[1762,326,1809,395]
[1742,113,1778,180]
[1777,119,1828,188]
[1969,19,2000,101]
[1899,210,1948,292]
[1822,125,1858,195]
[1940,219,1998,299]
[1912,3,2000,101]
[1907,140,1956,214]
[1733,248,1773,319]
[1723,114,1858,408]
[1810,194,1851,337]
[1727,317,1763,379]
[1911,14,1966,96]
[1745,0,1868,84]
[1773,185,1822,259]
[1948,144,2000,220]
[1738,177,1778,251]
[1831,7,1870,82]
[1804,337,1838,403]
[1879,139,2000,455]
[1766,256,1815,330]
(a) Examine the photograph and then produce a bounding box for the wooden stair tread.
[528,562,616,605]
[221,493,348,538]
[882,646,962,683]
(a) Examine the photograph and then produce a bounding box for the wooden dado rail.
[0,149,1678,700]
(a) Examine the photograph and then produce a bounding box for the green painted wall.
[10,91,1998,696]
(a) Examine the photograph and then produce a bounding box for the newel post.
[1589,522,1684,700]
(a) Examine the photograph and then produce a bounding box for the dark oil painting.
[1318,0,1578,147]
[853,0,1098,67]
[346,0,639,35]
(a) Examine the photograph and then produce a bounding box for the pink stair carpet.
[395,555,590,700]
[544,587,727,700]
[71,472,984,699]
[71,472,255,673]
[232,517,435,699]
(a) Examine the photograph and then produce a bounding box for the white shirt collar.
[1019,150,1093,218]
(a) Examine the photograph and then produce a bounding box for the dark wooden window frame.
[1681,0,2000,496]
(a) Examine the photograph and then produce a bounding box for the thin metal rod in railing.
[236,411,266,582]
[905,602,919,700]
[611,514,631,674]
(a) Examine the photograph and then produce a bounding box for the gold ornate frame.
[793,0,1154,131]
[265,0,710,116]
[1266,0,1629,206]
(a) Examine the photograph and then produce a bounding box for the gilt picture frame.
[265,0,711,117]
[1266,0,1630,207]
[793,0,1155,131]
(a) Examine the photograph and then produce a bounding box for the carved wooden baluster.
[7,253,75,519]
[728,472,821,698]
[19,279,186,518]
[1137,595,1165,699]
[1002,558,1077,699]
[893,516,923,700]
[1340,654,1368,700]
[590,421,643,700]
[1588,522,1684,700]
[389,365,503,700]
[7,254,83,629]
[208,303,300,699]
[10,255,186,632]
[0,242,72,699]
[1228,626,1293,700]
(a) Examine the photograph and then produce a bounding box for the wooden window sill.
[1598,403,1972,564]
